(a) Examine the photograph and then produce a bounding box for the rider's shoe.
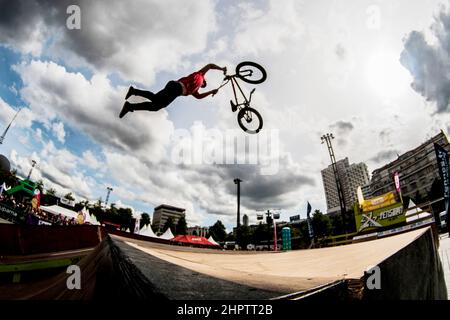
[119,101,133,118]
[230,100,237,112]
[125,86,134,100]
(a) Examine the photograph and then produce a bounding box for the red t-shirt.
[177,71,205,96]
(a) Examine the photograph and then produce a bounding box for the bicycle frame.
[221,74,255,112]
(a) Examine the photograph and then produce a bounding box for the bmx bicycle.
[215,61,267,134]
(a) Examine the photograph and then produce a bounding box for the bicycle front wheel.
[237,107,263,134]
[236,62,267,84]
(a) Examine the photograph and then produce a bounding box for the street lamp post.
[234,178,242,247]
[26,160,37,180]
[258,210,280,251]
[105,187,113,206]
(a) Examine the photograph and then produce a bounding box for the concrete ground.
[119,227,428,294]
[439,233,450,299]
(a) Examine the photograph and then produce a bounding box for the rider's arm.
[192,89,219,99]
[199,64,226,74]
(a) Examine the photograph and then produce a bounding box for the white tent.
[139,225,158,238]
[81,207,100,225]
[208,235,220,246]
[159,228,175,240]
[405,199,431,223]
[40,205,79,220]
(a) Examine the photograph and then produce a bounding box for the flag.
[32,189,40,209]
[306,201,314,239]
[307,201,312,218]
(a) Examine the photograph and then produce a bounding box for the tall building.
[321,157,370,215]
[242,214,249,227]
[370,131,450,203]
[152,204,186,233]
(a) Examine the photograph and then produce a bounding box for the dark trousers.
[129,81,183,111]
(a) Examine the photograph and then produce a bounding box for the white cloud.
[82,150,103,170]
[14,60,174,164]
[51,121,66,144]
[232,0,305,56]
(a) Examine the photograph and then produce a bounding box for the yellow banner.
[361,191,397,212]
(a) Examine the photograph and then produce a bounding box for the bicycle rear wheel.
[237,107,263,134]
[236,62,267,84]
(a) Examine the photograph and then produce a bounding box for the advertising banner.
[361,191,397,212]
[355,202,406,233]
[394,172,401,193]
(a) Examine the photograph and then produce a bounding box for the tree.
[46,188,57,196]
[209,220,227,242]
[237,225,252,249]
[64,192,75,201]
[140,213,151,229]
[252,222,269,245]
[311,209,332,239]
[163,217,175,234]
[0,168,19,187]
[176,216,187,235]
[74,200,89,212]
[36,179,44,193]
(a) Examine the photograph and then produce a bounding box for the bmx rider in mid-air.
[119,63,227,118]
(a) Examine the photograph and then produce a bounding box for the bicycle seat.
[230,100,237,112]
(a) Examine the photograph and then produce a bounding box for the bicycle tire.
[237,107,263,134]
[236,61,267,84]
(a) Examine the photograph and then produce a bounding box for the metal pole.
[27,160,36,180]
[105,187,113,206]
[321,133,347,227]
[234,178,242,247]
[0,109,21,145]
[273,218,277,251]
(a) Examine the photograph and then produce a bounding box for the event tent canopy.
[159,228,174,240]
[172,235,219,247]
[208,235,220,246]
[139,225,158,238]
[40,205,79,220]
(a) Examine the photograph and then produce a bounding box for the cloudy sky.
[1,0,450,231]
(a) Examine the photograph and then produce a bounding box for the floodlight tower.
[321,133,347,219]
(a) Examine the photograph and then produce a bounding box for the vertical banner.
[434,143,450,233]
[394,172,400,193]
[393,171,403,203]
[306,201,314,239]
[31,189,40,209]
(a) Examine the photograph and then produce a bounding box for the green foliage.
[163,217,175,233]
[140,212,151,229]
[237,225,252,248]
[74,200,89,212]
[311,209,332,238]
[0,169,19,188]
[64,192,75,201]
[45,188,56,196]
[209,220,227,242]
[176,216,187,235]
[36,179,44,193]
